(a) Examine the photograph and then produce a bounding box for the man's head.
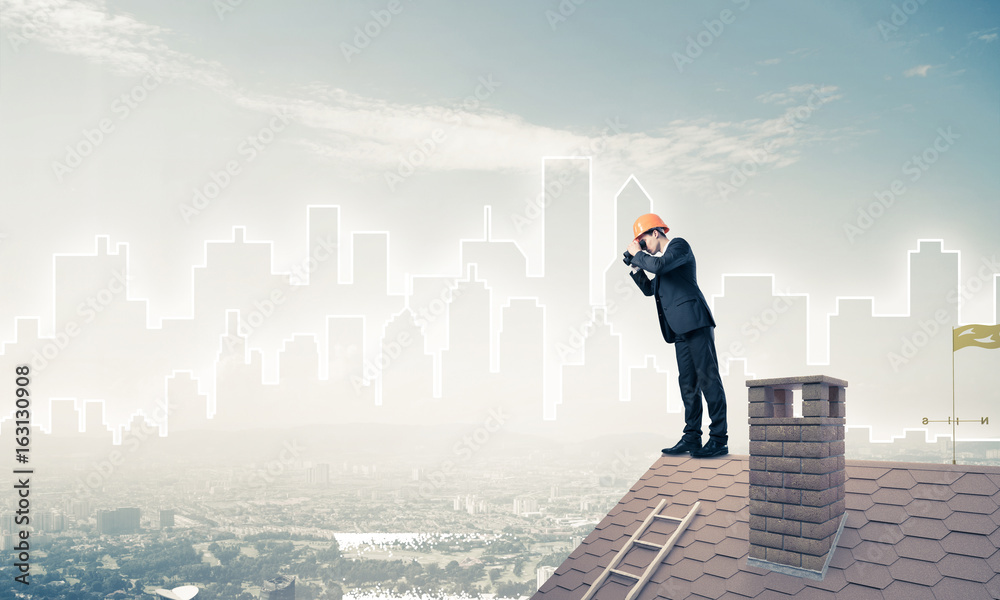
[632,213,670,253]
[637,227,669,254]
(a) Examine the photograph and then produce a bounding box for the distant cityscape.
[3,421,1000,598]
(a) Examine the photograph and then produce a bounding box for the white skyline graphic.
[1,164,996,449]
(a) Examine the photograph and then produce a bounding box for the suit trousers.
[674,325,728,444]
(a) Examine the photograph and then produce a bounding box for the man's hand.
[627,239,641,255]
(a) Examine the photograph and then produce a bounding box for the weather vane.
[923,325,1000,464]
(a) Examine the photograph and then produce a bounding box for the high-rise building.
[307,464,330,485]
[37,512,65,532]
[96,508,141,534]
[159,509,175,528]
[513,496,539,515]
[262,575,295,600]
[70,499,91,521]
[537,566,556,590]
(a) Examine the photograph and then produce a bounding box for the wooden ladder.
[580,500,701,600]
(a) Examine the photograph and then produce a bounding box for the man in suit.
[623,213,728,458]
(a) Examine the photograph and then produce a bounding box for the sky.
[0,0,998,410]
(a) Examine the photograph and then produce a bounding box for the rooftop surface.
[533,455,1000,600]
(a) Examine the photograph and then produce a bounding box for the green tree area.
[0,534,537,599]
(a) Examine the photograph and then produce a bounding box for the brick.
[749,470,782,487]
[802,400,829,417]
[773,389,793,417]
[801,383,830,400]
[749,484,766,501]
[749,514,766,532]
[767,486,801,504]
[829,386,845,403]
[784,472,830,491]
[749,528,783,550]
[749,456,766,471]
[766,547,802,568]
[749,544,766,560]
[829,469,846,487]
[801,456,842,474]
[830,440,846,455]
[785,533,835,557]
[766,456,802,473]
[766,425,801,441]
[749,425,766,441]
[784,503,831,524]
[829,498,846,517]
[750,499,784,518]
[748,386,775,403]
[801,487,843,507]
[801,518,841,540]
[749,403,775,418]
[749,441,783,457]
[766,517,801,536]
[801,425,842,442]
[783,442,829,459]
[800,553,826,572]
[829,402,845,418]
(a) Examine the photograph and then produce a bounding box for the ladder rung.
[652,514,683,522]
[633,540,663,550]
[609,569,639,580]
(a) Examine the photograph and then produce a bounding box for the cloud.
[968,27,998,43]
[788,47,818,58]
[756,84,841,106]
[904,64,933,77]
[756,58,782,66]
[0,0,234,90]
[0,0,851,198]
[756,91,795,105]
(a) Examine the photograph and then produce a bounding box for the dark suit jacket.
[628,237,716,344]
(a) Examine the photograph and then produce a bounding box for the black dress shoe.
[661,438,702,455]
[691,439,728,458]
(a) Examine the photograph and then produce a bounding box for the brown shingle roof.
[533,455,1000,599]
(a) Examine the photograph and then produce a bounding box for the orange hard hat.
[633,213,669,241]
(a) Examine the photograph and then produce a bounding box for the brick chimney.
[746,375,848,579]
